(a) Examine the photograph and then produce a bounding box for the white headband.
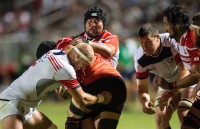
[191,24,200,29]
[73,46,92,63]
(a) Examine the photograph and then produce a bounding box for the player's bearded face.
[163,16,177,38]
[85,18,104,39]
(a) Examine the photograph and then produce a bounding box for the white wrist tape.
[97,94,105,103]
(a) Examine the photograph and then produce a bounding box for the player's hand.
[153,76,169,89]
[159,91,175,111]
[98,91,112,104]
[192,82,200,101]
[143,101,155,115]
[55,86,71,99]
[70,36,88,46]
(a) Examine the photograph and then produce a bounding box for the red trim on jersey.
[48,56,57,70]
[174,53,182,63]
[56,36,73,50]
[136,71,149,79]
[59,79,79,89]
[179,28,200,66]
[48,55,63,71]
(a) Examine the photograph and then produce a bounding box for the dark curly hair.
[192,11,200,26]
[36,40,56,59]
[163,5,190,31]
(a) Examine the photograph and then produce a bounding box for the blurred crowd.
[0,0,199,102]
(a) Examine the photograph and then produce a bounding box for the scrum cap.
[84,6,106,26]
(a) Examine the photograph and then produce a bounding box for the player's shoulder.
[56,36,73,44]
[56,36,73,49]
[134,47,144,61]
[159,33,171,42]
[184,28,196,48]
[159,33,177,47]
[56,56,77,79]
[102,30,118,38]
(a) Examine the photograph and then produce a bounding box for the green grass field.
[0,99,180,129]
[37,99,180,129]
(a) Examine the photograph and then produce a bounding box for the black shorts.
[182,100,200,128]
[69,76,127,118]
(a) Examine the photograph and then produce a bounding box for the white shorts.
[0,99,37,122]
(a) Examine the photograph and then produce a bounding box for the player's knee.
[154,97,160,109]
[178,99,193,110]
[182,114,200,129]
[48,123,57,129]
[65,117,81,129]
[99,118,118,129]
[178,99,193,109]
[168,100,177,112]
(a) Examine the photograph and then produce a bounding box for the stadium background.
[0,0,199,129]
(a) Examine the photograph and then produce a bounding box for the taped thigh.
[154,96,177,112]
[178,99,193,109]
[67,99,87,119]
[100,111,120,121]
[182,100,200,128]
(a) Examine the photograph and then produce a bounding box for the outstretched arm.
[69,86,111,111]
[137,77,155,115]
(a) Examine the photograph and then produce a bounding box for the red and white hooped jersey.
[176,28,200,70]
[134,33,182,83]
[56,30,119,68]
[0,50,79,105]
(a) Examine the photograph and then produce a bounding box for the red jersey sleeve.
[135,71,149,79]
[99,30,119,53]
[59,79,80,89]
[188,49,200,65]
[56,36,73,50]
[174,53,182,64]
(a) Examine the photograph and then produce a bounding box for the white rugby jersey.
[0,50,79,106]
[134,33,182,83]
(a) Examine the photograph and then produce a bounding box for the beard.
[86,32,101,39]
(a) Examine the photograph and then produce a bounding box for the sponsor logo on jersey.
[194,57,200,61]
[163,69,179,79]
[181,57,190,62]
[91,13,97,16]
[167,57,174,64]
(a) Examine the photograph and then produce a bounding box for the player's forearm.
[137,91,150,106]
[176,73,199,89]
[82,93,99,106]
[89,41,115,58]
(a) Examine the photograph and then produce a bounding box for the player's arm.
[137,77,150,106]
[89,41,116,58]
[174,63,199,89]
[70,37,116,58]
[156,61,199,90]
[68,85,111,111]
[175,62,195,89]
[137,77,155,114]
[174,45,200,89]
